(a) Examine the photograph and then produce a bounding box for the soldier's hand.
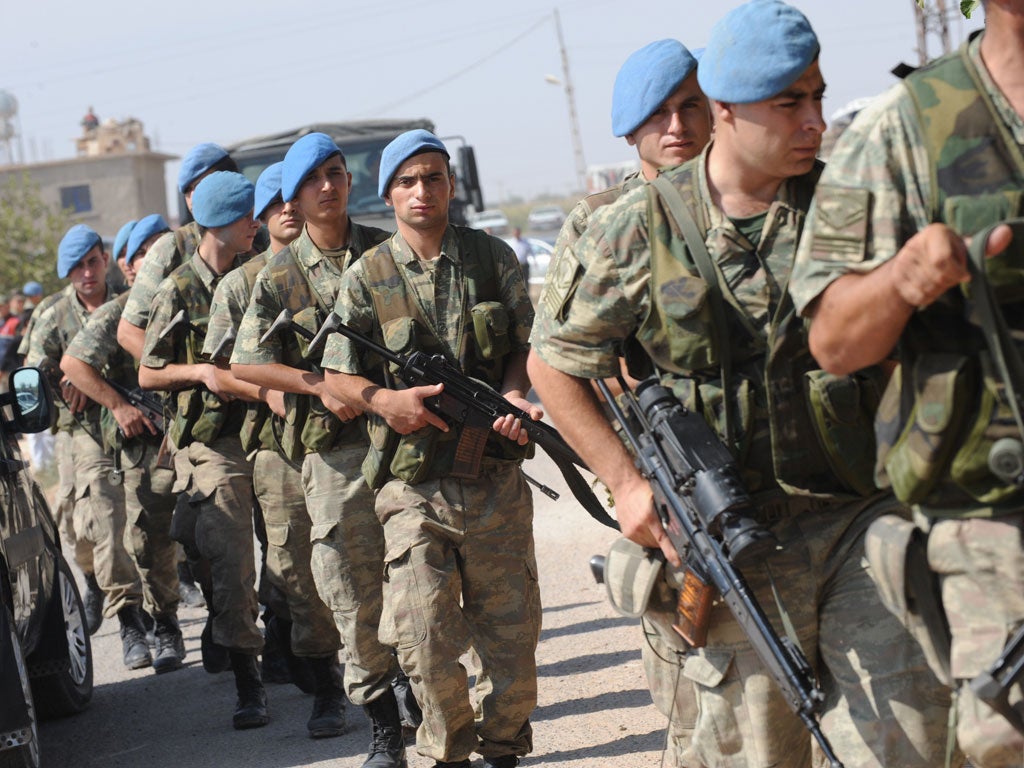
[373,384,449,435]
[891,223,970,308]
[112,401,157,438]
[60,378,89,414]
[264,388,287,419]
[492,395,544,446]
[968,222,1015,262]
[320,390,363,423]
[199,364,234,401]
[614,473,680,567]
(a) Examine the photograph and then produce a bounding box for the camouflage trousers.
[302,445,397,705]
[70,429,142,617]
[122,437,179,619]
[55,429,92,574]
[375,459,541,764]
[679,494,957,768]
[641,573,698,766]
[184,437,261,653]
[253,448,339,658]
[921,513,1024,768]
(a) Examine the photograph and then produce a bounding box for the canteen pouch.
[470,301,511,360]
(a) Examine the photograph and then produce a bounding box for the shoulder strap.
[649,174,735,445]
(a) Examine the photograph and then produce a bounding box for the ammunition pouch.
[470,301,511,360]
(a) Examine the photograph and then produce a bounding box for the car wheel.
[29,554,92,719]
[0,606,40,768]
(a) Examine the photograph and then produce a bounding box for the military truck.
[206,118,485,231]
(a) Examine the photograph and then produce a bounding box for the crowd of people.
[17,1,1024,767]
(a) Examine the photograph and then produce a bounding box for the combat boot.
[482,757,520,768]
[201,610,231,674]
[229,651,269,730]
[431,761,470,767]
[83,573,104,635]
[118,605,152,670]
[152,614,186,674]
[306,655,346,738]
[392,669,422,740]
[177,561,206,608]
[362,686,407,768]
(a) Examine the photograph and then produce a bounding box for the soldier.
[202,162,347,739]
[527,2,956,766]
[26,224,149,670]
[230,133,404,767]
[61,214,186,675]
[138,172,267,730]
[790,1,1024,764]
[537,38,712,764]
[117,142,242,360]
[320,129,539,768]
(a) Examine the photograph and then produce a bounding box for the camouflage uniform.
[540,170,697,761]
[142,251,261,653]
[531,148,954,768]
[19,292,87,571]
[121,223,203,331]
[320,225,541,764]
[203,252,340,659]
[232,222,395,703]
[791,35,1024,767]
[64,292,179,620]
[26,283,143,618]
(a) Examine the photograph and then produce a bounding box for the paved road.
[37,447,668,768]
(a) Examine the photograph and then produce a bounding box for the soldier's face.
[264,198,304,246]
[69,246,109,301]
[384,152,454,231]
[627,72,712,178]
[220,211,259,254]
[720,60,826,181]
[296,155,351,227]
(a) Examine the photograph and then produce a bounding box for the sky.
[0,0,977,216]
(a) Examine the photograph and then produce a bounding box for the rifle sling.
[546,449,620,530]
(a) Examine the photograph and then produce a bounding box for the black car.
[0,368,93,768]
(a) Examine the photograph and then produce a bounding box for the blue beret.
[191,172,255,228]
[254,162,284,220]
[611,40,699,137]
[177,142,229,194]
[57,224,103,279]
[698,0,819,104]
[22,281,43,297]
[125,213,171,265]
[112,219,137,260]
[378,129,449,198]
[281,133,342,203]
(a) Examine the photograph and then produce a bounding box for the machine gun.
[596,375,843,768]
[105,378,165,434]
[304,310,617,529]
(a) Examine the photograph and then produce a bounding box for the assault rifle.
[305,310,618,530]
[106,378,165,434]
[596,375,843,768]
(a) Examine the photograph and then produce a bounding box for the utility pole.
[912,0,953,65]
[552,8,587,193]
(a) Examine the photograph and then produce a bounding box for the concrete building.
[0,114,176,240]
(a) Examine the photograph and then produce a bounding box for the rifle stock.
[106,378,165,434]
[596,376,843,768]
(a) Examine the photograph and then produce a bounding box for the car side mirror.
[4,367,54,434]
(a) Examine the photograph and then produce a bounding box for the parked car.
[527,205,566,231]
[470,209,510,235]
[0,368,93,768]
[504,236,554,286]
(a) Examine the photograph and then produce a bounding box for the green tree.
[0,173,72,296]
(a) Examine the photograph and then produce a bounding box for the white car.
[470,209,510,235]
[527,205,566,231]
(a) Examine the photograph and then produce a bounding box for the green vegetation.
[0,173,72,296]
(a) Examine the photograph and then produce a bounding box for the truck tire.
[29,553,92,719]
[0,605,40,768]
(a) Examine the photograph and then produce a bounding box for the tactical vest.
[165,260,245,449]
[234,255,278,455]
[258,245,368,461]
[875,39,1024,513]
[636,163,881,499]
[361,226,531,488]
